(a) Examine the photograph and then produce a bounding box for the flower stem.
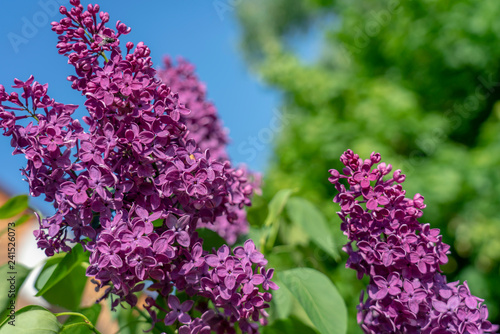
[54,312,101,334]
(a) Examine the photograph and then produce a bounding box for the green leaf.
[0,264,30,324]
[267,246,300,271]
[60,304,102,334]
[264,189,294,227]
[270,277,293,320]
[14,214,32,227]
[113,306,154,334]
[0,214,33,237]
[35,253,87,309]
[245,226,269,246]
[286,197,340,261]
[0,195,28,219]
[263,315,318,334]
[197,228,226,251]
[152,218,164,228]
[0,305,62,334]
[262,189,294,251]
[35,244,88,298]
[279,268,347,334]
[65,304,101,326]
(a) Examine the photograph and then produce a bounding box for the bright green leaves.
[261,189,294,251]
[245,190,347,332]
[0,194,32,237]
[279,268,347,334]
[113,306,154,334]
[0,195,29,219]
[0,306,62,334]
[252,191,347,334]
[59,305,102,334]
[0,214,32,237]
[257,191,339,260]
[286,197,340,261]
[0,305,101,334]
[197,228,227,251]
[35,244,89,309]
[262,315,318,334]
[264,189,294,227]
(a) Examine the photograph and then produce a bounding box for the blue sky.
[0,1,281,213]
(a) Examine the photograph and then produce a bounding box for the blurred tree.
[237,0,500,331]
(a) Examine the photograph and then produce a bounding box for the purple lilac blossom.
[330,150,498,334]
[157,57,229,162]
[0,1,276,332]
[157,57,262,244]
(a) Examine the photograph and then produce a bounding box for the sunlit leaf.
[286,197,340,261]
[35,244,88,298]
[280,268,347,334]
[0,195,28,219]
[0,305,62,333]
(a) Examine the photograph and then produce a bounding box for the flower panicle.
[330,149,498,334]
[157,57,263,244]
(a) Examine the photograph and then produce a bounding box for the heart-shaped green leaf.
[286,197,340,261]
[35,252,87,309]
[35,244,88,298]
[60,304,102,334]
[279,268,347,334]
[0,305,62,334]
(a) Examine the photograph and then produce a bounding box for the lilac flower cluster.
[157,58,262,244]
[144,239,277,333]
[0,1,276,332]
[329,150,498,333]
[157,57,229,162]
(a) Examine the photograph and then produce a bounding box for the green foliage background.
[236,0,500,332]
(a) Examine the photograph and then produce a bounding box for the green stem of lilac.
[23,106,39,122]
[81,25,109,63]
[135,308,152,322]
[113,320,150,334]
[100,51,109,62]
[55,312,101,334]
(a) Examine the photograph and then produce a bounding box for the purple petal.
[164,310,178,326]
[249,252,266,264]
[176,231,190,248]
[418,261,427,274]
[373,276,387,288]
[251,274,265,285]
[267,281,279,290]
[205,255,220,267]
[180,300,194,313]
[73,192,88,204]
[153,237,170,253]
[178,312,191,325]
[366,199,378,210]
[168,295,180,309]
[225,275,236,290]
[110,254,123,268]
[243,283,254,295]
[447,296,460,310]
[432,300,448,313]
[218,245,230,259]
